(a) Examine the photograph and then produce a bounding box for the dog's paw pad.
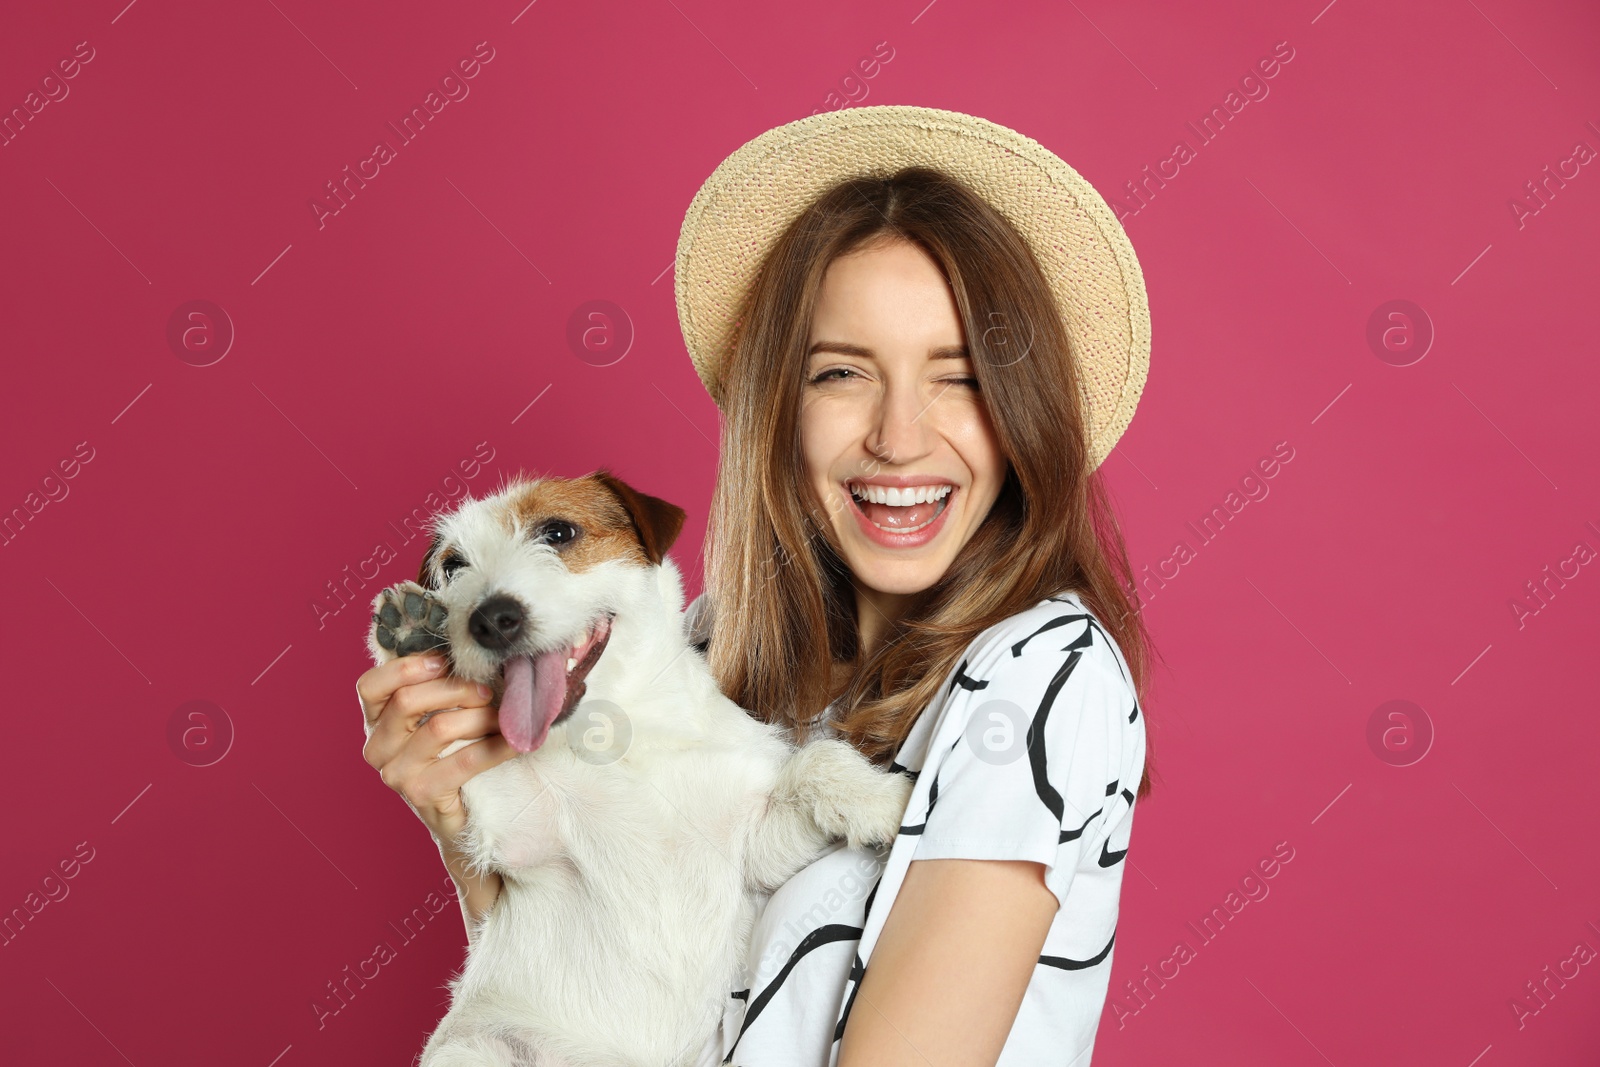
[372,581,450,658]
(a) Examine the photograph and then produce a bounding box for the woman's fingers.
[400,731,520,813]
[362,676,495,771]
[356,654,521,850]
[356,653,448,725]
[382,704,503,789]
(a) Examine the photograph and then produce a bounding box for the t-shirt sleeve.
[908,607,1139,908]
[685,591,713,649]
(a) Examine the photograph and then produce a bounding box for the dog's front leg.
[456,761,567,875]
[421,1008,551,1067]
[741,738,912,891]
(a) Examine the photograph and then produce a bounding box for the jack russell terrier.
[365,469,910,1067]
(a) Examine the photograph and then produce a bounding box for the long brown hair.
[701,166,1159,800]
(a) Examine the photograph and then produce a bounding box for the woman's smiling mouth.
[844,480,958,546]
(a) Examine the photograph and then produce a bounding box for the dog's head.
[417,469,686,753]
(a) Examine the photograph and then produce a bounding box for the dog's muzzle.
[467,595,616,754]
[468,594,525,651]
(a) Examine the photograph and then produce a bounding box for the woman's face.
[800,237,1009,600]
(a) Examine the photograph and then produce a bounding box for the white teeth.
[847,483,953,506]
[872,510,940,534]
[565,623,598,672]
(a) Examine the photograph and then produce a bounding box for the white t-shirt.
[692,590,1146,1066]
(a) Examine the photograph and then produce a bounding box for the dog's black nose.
[468,595,525,650]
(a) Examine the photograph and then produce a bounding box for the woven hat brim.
[675,104,1150,470]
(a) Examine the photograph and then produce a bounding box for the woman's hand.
[355,652,520,932]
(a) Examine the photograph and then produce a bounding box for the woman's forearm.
[438,837,503,942]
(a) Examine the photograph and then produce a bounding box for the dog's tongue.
[500,648,569,752]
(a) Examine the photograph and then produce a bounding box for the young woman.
[356,106,1156,1066]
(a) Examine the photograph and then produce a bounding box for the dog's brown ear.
[416,534,443,589]
[592,469,686,565]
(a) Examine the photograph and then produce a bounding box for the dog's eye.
[441,555,468,579]
[536,520,580,547]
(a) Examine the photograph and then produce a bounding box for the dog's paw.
[368,580,449,663]
[837,768,914,849]
[797,739,914,850]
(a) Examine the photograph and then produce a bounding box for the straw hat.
[673,104,1151,470]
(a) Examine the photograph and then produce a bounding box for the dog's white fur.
[366,480,910,1067]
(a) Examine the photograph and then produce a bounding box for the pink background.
[4,0,1597,1063]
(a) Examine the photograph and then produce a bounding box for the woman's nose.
[863,378,937,462]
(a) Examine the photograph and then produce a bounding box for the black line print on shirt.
[1039,925,1117,971]
[725,923,864,1062]
[1062,806,1104,844]
[1021,613,1138,847]
[1025,642,1088,829]
[951,657,991,692]
[735,600,1142,1060]
[828,870,886,1043]
[887,759,920,779]
[897,724,966,836]
[831,950,868,1043]
[1045,596,1143,724]
[1009,610,1091,654]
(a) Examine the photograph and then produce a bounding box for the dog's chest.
[467,745,752,876]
